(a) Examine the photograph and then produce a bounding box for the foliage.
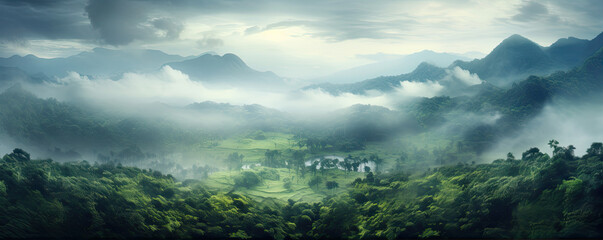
[2,140,603,239]
[234,171,262,189]
[0,149,296,239]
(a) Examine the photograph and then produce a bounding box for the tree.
[565,145,576,160]
[395,153,407,172]
[234,171,261,188]
[326,181,339,190]
[226,152,244,171]
[292,150,306,177]
[264,150,281,167]
[326,181,339,194]
[586,142,603,158]
[308,176,322,189]
[548,140,576,160]
[338,157,353,175]
[522,147,542,161]
[369,154,383,173]
[364,166,371,173]
[310,198,358,239]
[310,160,319,176]
[7,148,30,162]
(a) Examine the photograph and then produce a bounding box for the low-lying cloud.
[29,66,443,117]
[446,66,482,85]
[396,80,444,97]
[486,100,603,160]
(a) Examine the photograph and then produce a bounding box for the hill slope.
[452,32,603,86]
[312,50,469,84]
[165,53,285,87]
[0,48,192,77]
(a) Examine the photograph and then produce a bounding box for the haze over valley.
[1,1,603,239]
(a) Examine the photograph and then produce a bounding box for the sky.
[1,0,602,78]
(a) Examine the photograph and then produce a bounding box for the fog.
[24,66,446,118]
[445,66,483,86]
[2,48,601,179]
[486,98,603,160]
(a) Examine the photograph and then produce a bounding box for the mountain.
[0,48,193,77]
[185,100,289,130]
[0,66,51,88]
[305,62,447,95]
[452,32,603,86]
[312,50,470,84]
[165,53,285,87]
[409,47,603,153]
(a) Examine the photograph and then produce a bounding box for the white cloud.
[31,66,442,117]
[486,101,603,160]
[447,66,482,85]
[396,80,445,97]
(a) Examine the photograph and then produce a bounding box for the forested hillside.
[1,2,603,238]
[1,141,601,239]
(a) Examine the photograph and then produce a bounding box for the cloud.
[486,99,603,160]
[244,26,262,35]
[511,1,550,22]
[396,81,444,98]
[446,66,482,85]
[152,18,184,39]
[197,37,224,49]
[243,17,414,42]
[85,0,183,45]
[28,66,445,119]
[0,0,94,41]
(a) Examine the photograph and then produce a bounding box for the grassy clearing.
[203,167,366,203]
[181,131,300,166]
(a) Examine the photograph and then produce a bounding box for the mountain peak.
[188,53,248,69]
[499,34,538,47]
[412,62,441,73]
[550,36,588,48]
[164,53,282,86]
[222,53,246,66]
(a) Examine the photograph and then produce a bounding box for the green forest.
[2,3,603,238]
[1,141,602,239]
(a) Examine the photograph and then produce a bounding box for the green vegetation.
[0,148,294,239]
[1,34,603,239]
[1,141,602,239]
[203,167,363,203]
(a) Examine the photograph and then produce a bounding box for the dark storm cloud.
[1,0,603,47]
[0,0,94,41]
[152,18,184,39]
[85,0,183,45]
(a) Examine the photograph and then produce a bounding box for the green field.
[203,167,366,203]
[181,131,300,166]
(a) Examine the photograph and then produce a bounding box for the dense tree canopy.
[1,142,602,239]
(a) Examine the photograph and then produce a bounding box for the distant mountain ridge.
[164,53,285,87]
[0,48,193,77]
[0,66,51,88]
[305,62,448,95]
[307,32,603,94]
[452,32,603,86]
[0,49,287,88]
[312,50,470,84]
